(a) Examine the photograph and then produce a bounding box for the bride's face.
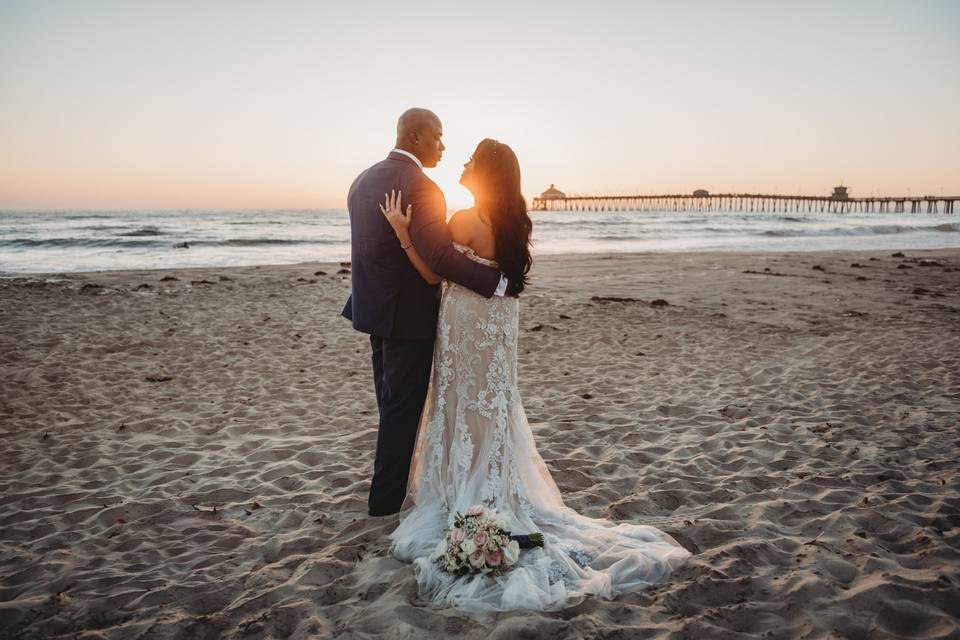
[459,156,476,190]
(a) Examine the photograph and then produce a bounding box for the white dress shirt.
[391,147,423,169]
[390,148,509,297]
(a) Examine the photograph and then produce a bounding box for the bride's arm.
[380,190,442,285]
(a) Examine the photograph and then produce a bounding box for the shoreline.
[2,246,958,638]
[4,244,960,281]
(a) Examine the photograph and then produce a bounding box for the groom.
[341,108,509,517]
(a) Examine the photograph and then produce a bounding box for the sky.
[1,0,958,211]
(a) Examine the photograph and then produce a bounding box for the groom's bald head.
[395,108,444,168]
[396,108,439,140]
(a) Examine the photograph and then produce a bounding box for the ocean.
[1,208,959,274]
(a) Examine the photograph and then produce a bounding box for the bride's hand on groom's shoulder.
[380,190,413,244]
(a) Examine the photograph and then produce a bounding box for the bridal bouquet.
[432,506,543,576]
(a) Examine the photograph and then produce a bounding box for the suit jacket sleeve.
[407,179,500,298]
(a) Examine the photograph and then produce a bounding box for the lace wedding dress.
[389,243,692,612]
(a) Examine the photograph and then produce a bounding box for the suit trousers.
[367,334,435,516]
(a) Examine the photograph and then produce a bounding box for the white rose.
[461,539,477,555]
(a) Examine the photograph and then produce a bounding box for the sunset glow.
[1,1,958,211]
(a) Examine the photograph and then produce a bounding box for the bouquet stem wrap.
[508,533,544,549]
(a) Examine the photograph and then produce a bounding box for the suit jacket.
[341,151,501,340]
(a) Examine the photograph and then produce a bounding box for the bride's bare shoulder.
[448,207,477,244]
[449,207,477,225]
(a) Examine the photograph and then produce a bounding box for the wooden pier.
[531,193,958,214]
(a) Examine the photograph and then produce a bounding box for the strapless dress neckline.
[452,242,498,268]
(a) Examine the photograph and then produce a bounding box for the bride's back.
[448,208,497,261]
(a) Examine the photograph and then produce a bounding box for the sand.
[1,247,958,639]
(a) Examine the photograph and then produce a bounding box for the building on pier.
[539,184,566,201]
[693,189,710,197]
[831,185,850,200]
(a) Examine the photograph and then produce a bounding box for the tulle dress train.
[389,244,691,612]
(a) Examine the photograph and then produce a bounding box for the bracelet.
[401,241,413,250]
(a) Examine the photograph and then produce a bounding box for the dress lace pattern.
[389,242,692,612]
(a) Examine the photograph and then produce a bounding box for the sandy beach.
[1,247,958,639]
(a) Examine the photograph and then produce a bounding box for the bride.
[378,138,691,612]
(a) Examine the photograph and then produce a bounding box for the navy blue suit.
[341,151,501,516]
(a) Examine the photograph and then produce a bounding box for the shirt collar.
[390,148,423,170]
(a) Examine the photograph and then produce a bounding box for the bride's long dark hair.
[470,138,533,296]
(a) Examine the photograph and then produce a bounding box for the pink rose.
[449,528,465,544]
[465,505,484,517]
[473,531,488,547]
[485,550,502,567]
[469,550,485,568]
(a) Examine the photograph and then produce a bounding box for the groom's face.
[416,119,445,168]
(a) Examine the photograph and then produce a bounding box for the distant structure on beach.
[693,189,710,197]
[539,184,566,201]
[831,185,850,201]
